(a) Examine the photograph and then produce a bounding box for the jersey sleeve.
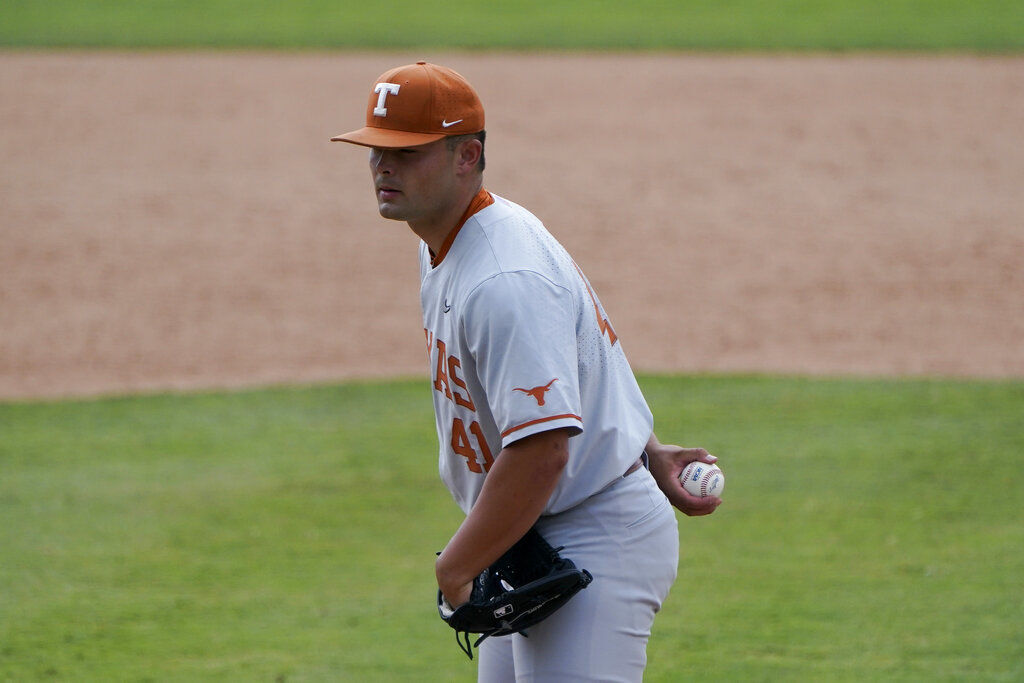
[462,270,583,449]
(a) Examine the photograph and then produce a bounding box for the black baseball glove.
[437,527,593,659]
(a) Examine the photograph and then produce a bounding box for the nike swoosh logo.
[443,298,452,313]
[441,119,463,128]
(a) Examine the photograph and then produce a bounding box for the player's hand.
[438,579,473,610]
[436,552,475,609]
[647,444,722,516]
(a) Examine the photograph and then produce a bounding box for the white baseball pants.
[477,466,679,682]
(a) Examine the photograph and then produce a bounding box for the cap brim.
[330,127,446,149]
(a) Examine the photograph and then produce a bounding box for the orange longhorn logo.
[513,378,558,406]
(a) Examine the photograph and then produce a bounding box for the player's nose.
[369,148,393,173]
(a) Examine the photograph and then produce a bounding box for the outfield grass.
[1,375,1021,680]
[1,0,1021,51]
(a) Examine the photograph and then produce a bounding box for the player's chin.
[376,201,407,221]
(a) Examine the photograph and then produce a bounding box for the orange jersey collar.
[430,188,494,268]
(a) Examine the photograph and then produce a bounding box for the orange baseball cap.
[331,62,484,149]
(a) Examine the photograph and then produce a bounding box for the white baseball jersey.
[420,190,653,515]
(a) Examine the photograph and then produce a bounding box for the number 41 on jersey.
[451,417,493,473]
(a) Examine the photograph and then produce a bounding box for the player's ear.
[455,138,483,175]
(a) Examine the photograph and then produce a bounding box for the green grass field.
[1,0,1022,51]
[2,1,1022,679]
[2,375,1022,680]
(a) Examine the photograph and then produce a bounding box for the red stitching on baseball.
[682,462,700,494]
[682,462,719,498]
[700,467,720,497]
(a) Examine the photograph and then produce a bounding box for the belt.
[622,456,645,478]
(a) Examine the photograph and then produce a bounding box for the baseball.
[679,461,725,498]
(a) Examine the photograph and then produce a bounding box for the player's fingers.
[681,496,721,517]
[675,447,717,465]
[666,484,721,516]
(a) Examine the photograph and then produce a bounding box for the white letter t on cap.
[373,83,401,117]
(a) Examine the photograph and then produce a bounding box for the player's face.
[368,139,459,226]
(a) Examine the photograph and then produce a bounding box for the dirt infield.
[1,53,1021,400]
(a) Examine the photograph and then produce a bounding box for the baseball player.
[332,62,721,682]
